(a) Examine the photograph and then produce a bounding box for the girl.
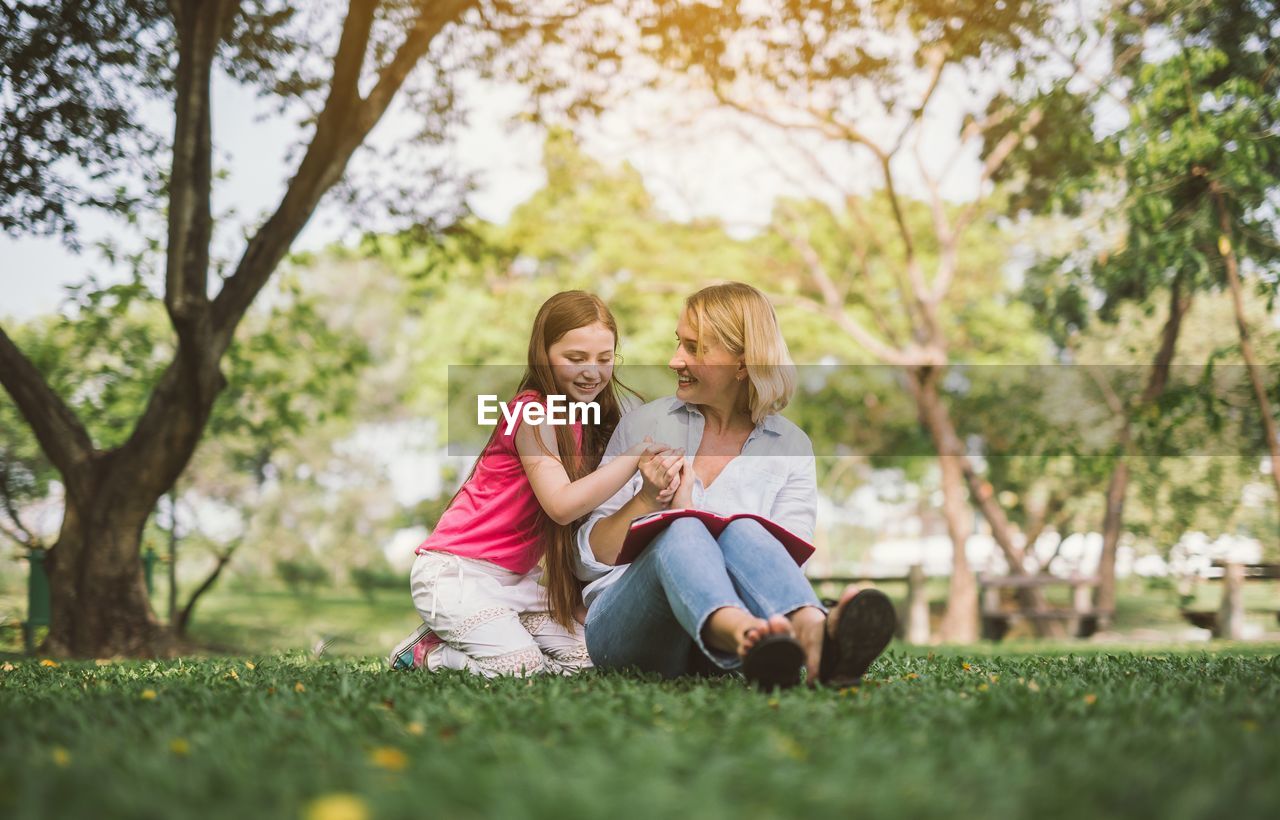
[388,291,683,677]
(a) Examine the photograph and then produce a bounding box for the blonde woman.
[573,282,896,689]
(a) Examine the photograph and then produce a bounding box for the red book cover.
[615,508,815,566]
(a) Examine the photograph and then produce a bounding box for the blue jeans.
[584,517,824,678]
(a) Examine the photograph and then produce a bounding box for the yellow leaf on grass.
[305,793,370,820]
[170,738,190,756]
[961,662,972,671]
[40,659,59,668]
[1083,693,1097,705]
[369,746,408,772]
[244,661,255,670]
[52,747,71,767]
[294,681,306,693]
[405,722,425,737]
[140,689,157,701]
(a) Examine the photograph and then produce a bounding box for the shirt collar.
[666,395,782,436]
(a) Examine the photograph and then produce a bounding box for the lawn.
[1,647,1277,820]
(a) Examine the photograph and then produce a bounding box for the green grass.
[2,648,1277,820]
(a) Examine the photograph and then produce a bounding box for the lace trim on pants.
[474,646,546,677]
[452,606,508,640]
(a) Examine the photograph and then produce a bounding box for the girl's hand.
[624,435,670,459]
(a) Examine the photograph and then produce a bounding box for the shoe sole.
[742,634,806,692]
[822,589,897,687]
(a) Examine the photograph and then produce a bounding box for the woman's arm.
[516,418,680,526]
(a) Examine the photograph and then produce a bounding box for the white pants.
[410,551,592,677]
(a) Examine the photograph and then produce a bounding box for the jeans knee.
[722,517,768,541]
[652,517,712,555]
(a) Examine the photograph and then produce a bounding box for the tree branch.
[165,0,237,348]
[0,462,41,549]
[0,325,94,486]
[211,0,473,351]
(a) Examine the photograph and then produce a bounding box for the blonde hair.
[684,282,796,423]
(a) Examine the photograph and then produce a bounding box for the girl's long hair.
[447,291,637,630]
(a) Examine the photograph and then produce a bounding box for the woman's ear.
[736,360,748,381]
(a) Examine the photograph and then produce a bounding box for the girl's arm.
[516,419,683,526]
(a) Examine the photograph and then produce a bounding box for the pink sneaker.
[388,622,444,670]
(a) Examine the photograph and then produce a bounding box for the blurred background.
[1,0,1277,655]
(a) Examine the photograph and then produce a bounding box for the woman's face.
[669,309,744,405]
[548,321,616,404]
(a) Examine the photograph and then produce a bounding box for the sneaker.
[388,622,444,670]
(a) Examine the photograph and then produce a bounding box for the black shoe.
[742,633,805,692]
[819,589,896,687]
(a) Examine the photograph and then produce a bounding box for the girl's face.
[547,321,616,404]
[669,309,745,406]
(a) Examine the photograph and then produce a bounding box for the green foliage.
[1015,0,1280,339]
[273,558,330,597]
[0,649,1277,819]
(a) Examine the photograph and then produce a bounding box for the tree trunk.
[43,480,172,657]
[1213,190,1280,498]
[1097,274,1191,626]
[912,368,978,642]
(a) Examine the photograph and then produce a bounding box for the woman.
[573,282,896,688]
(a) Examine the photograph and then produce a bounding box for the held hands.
[670,455,696,509]
[636,435,684,508]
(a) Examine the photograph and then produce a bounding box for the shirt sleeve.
[768,433,817,543]
[573,412,642,583]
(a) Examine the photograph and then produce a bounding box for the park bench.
[807,564,931,644]
[977,573,1108,642]
[1179,562,1280,639]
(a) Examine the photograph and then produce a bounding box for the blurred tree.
[1006,0,1280,618]
[0,0,675,656]
[0,270,368,638]
[632,0,1120,639]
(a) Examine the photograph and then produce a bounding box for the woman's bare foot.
[788,606,827,682]
[789,585,866,684]
[741,614,792,656]
[704,608,791,657]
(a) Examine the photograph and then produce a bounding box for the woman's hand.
[670,456,696,509]
[638,446,684,507]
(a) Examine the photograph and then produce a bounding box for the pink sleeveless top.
[416,389,584,574]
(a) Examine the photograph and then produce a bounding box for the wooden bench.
[1179,562,1280,639]
[807,564,930,644]
[978,573,1107,642]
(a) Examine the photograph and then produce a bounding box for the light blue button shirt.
[574,395,818,609]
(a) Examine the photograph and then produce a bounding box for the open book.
[615,508,815,566]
